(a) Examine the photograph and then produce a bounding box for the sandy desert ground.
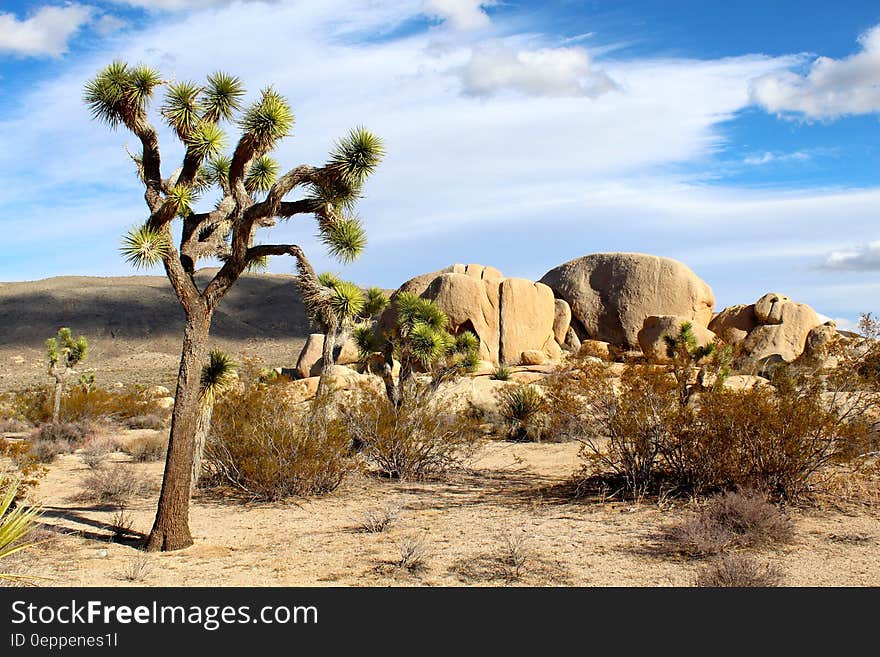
[4,430,879,587]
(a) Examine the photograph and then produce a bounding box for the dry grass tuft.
[693,555,784,587]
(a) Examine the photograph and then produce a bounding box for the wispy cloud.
[422,0,495,31]
[0,4,93,57]
[460,43,618,97]
[751,23,880,118]
[821,241,880,272]
[742,150,811,166]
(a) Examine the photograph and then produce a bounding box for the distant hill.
[0,270,315,389]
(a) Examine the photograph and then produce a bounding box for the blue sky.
[0,1,878,328]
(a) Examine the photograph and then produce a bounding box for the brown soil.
[5,435,879,587]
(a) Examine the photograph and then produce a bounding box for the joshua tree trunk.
[190,393,214,493]
[146,308,211,552]
[317,319,339,397]
[51,368,64,424]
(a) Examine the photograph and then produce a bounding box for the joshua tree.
[355,292,479,406]
[191,350,238,491]
[46,328,88,423]
[664,321,730,405]
[84,61,384,551]
[296,270,388,394]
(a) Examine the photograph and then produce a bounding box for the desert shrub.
[203,386,354,501]
[0,441,47,499]
[544,353,878,500]
[658,491,793,557]
[33,421,92,445]
[394,533,430,573]
[119,554,153,582]
[492,365,512,381]
[498,384,548,441]
[123,414,168,430]
[693,555,784,587]
[0,418,30,434]
[10,386,167,427]
[77,465,154,506]
[79,436,121,470]
[123,434,167,463]
[339,384,478,481]
[356,505,399,533]
[28,439,74,464]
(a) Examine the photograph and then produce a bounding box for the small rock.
[520,350,546,365]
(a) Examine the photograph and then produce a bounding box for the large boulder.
[498,278,557,365]
[379,264,561,366]
[709,304,757,345]
[739,295,821,363]
[552,299,572,345]
[294,334,360,379]
[637,315,717,363]
[540,253,715,348]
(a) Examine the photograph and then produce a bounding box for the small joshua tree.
[84,61,384,550]
[664,321,730,405]
[191,350,237,491]
[46,328,88,423]
[355,292,479,406]
[296,272,388,395]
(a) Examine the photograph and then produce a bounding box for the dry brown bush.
[122,434,167,463]
[658,491,793,557]
[11,386,168,427]
[339,383,479,481]
[694,554,784,587]
[77,464,154,506]
[202,386,354,501]
[542,350,879,500]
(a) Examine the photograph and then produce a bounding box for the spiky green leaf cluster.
[186,122,227,159]
[84,61,161,129]
[353,324,380,361]
[246,255,270,273]
[202,72,245,123]
[161,81,202,137]
[168,184,198,216]
[203,154,232,189]
[319,216,367,264]
[363,287,389,318]
[0,477,43,577]
[328,280,366,320]
[665,321,715,361]
[47,327,87,369]
[120,224,171,269]
[239,87,294,150]
[396,292,448,336]
[245,155,280,193]
[200,350,238,396]
[329,126,385,187]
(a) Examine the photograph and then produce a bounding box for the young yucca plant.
[84,60,384,550]
[665,322,731,405]
[499,384,547,441]
[46,327,88,423]
[367,292,481,406]
[192,350,238,491]
[0,476,42,581]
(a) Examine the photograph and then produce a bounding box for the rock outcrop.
[379,264,561,366]
[540,253,715,348]
[738,293,822,363]
[637,315,717,363]
[294,334,360,379]
[708,304,757,345]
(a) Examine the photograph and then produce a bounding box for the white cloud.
[460,43,618,97]
[742,150,810,165]
[751,23,880,118]
[0,4,93,57]
[106,0,264,10]
[0,0,875,320]
[821,241,880,271]
[94,14,128,36]
[422,0,493,31]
